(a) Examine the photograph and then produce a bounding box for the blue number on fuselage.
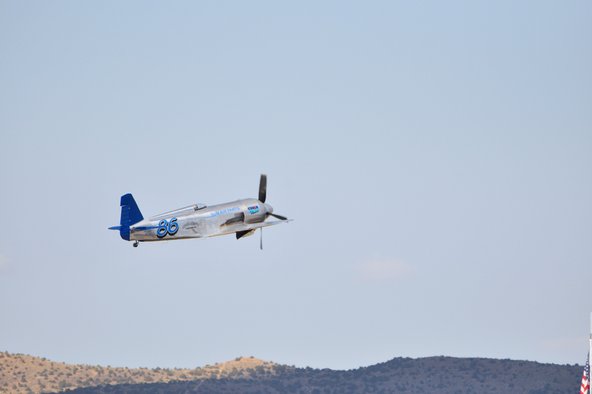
[168,218,178,235]
[157,217,178,238]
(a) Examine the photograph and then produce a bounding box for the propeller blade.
[260,228,263,250]
[269,213,288,221]
[258,174,267,203]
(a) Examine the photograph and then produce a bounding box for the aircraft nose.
[264,203,273,214]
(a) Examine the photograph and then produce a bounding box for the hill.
[0,351,582,394]
[64,357,582,394]
[0,352,277,393]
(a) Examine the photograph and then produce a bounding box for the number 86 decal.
[157,218,179,238]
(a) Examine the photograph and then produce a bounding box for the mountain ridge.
[0,351,582,394]
[0,352,279,394]
[66,356,582,394]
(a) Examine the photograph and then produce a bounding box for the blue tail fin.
[109,193,144,241]
[120,193,144,227]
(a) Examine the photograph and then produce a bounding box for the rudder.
[109,193,144,241]
[120,193,144,227]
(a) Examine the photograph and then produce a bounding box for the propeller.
[258,174,288,221]
[269,213,288,221]
[257,174,288,250]
[258,174,267,203]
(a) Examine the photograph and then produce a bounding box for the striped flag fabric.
[581,354,590,394]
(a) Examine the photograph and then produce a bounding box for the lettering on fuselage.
[157,218,179,238]
[208,206,240,217]
[248,205,260,214]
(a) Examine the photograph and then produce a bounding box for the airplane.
[108,174,289,249]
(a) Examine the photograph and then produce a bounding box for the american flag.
[581,354,590,394]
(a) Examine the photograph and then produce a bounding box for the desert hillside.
[0,352,278,394]
[66,357,582,394]
[0,351,583,394]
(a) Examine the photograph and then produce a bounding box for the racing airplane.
[109,174,289,249]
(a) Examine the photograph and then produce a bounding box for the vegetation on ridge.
[0,351,582,394]
[0,352,278,394]
[65,356,582,394]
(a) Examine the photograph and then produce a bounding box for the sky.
[0,1,591,370]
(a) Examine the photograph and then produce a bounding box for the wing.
[217,218,291,237]
[225,219,290,234]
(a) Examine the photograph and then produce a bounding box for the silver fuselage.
[129,198,276,242]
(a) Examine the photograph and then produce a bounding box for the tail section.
[120,193,144,227]
[108,193,144,241]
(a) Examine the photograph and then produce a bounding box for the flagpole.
[584,312,592,393]
[588,312,592,392]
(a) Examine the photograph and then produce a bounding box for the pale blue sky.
[0,1,591,370]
